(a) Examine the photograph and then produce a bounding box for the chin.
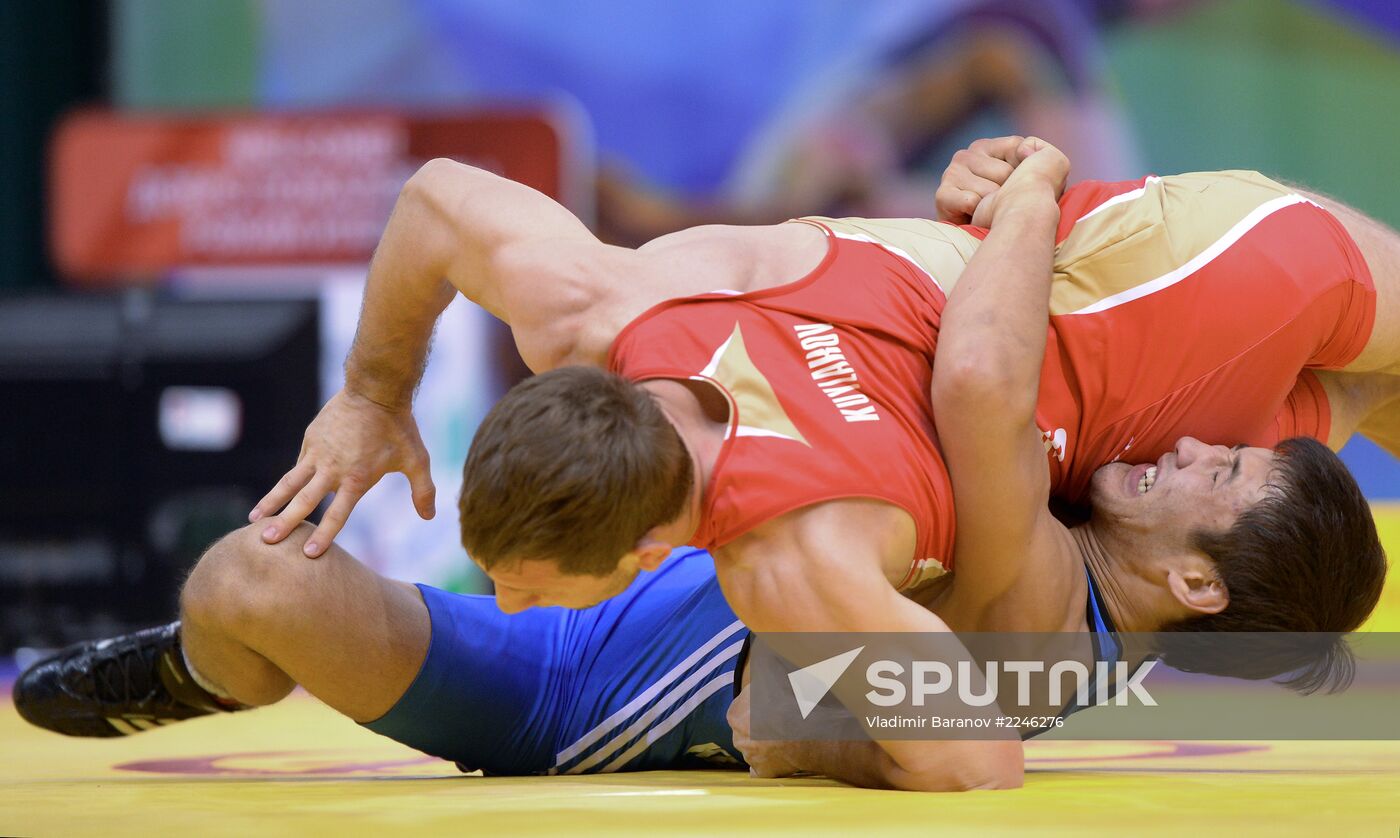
[1087,462,1143,526]
[1088,462,1126,504]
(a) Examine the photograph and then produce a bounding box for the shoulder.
[491,239,658,367]
[637,222,829,294]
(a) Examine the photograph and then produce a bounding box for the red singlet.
[608,170,1376,586]
[608,223,956,589]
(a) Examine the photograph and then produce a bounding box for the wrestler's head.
[458,366,694,612]
[1088,435,1386,692]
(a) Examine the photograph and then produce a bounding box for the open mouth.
[1125,463,1159,497]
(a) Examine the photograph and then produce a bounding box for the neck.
[1069,523,1156,633]
[642,379,728,546]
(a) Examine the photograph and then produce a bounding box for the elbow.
[404,158,457,196]
[408,157,468,187]
[883,741,1024,793]
[931,360,1030,418]
[402,158,488,213]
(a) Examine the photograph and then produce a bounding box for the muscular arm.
[718,503,1023,792]
[929,143,1077,612]
[1316,370,1400,458]
[252,161,612,551]
[349,159,602,406]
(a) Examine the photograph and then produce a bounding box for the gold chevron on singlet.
[698,323,809,446]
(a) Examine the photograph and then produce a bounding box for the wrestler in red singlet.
[607,229,958,590]
[1024,171,1375,501]
[609,171,1376,589]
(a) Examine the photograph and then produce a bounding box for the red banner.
[50,109,583,284]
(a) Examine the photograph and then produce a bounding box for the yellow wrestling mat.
[3,504,1398,837]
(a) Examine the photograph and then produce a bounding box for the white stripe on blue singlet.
[560,638,746,774]
[552,619,746,767]
[595,670,739,773]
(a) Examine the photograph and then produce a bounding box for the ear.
[1165,564,1229,616]
[632,533,673,571]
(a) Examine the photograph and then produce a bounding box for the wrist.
[999,179,1059,210]
[343,366,415,411]
[993,186,1060,228]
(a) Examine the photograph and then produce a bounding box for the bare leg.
[180,522,430,722]
[1315,369,1400,460]
[1358,390,1400,461]
[1301,192,1400,375]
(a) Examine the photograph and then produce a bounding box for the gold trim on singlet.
[1049,170,1302,316]
[801,216,982,296]
[805,171,1302,321]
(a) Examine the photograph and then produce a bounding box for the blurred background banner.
[1,0,1397,648]
[103,0,1400,497]
[50,109,586,281]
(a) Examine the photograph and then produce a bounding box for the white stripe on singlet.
[552,619,746,768]
[561,639,745,774]
[1064,194,1313,316]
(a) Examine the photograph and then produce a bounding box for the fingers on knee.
[182,523,311,625]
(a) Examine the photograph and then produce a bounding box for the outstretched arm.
[252,160,605,555]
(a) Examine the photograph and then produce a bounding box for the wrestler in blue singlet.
[365,547,746,775]
[366,548,1123,772]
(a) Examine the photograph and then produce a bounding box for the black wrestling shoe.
[13,621,244,738]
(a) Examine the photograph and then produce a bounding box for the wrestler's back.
[567,223,830,365]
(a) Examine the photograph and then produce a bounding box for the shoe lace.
[74,638,179,713]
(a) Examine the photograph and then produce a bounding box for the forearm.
[834,595,1020,789]
[738,570,1020,789]
[343,207,454,408]
[345,159,593,406]
[932,187,1059,417]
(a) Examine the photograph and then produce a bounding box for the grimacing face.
[1088,436,1280,540]
[478,554,641,613]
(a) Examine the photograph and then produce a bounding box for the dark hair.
[459,366,693,576]
[1158,437,1387,694]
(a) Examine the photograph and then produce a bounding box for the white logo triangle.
[787,646,864,719]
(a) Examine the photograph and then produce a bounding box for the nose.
[1173,436,1229,470]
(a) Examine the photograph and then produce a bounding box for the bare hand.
[935,136,1026,225]
[249,388,436,557]
[728,685,804,778]
[936,135,1070,227]
[979,137,1069,226]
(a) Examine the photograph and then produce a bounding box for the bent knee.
[181,522,318,628]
